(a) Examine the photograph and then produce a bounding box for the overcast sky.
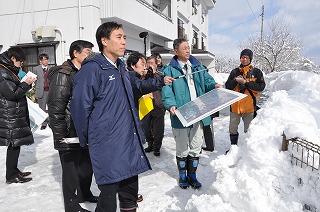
[208,0,320,65]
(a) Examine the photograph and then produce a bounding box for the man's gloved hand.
[235,76,246,84]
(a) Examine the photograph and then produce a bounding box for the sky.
[0,70,319,211]
[208,0,320,66]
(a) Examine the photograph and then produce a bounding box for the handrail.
[136,0,172,22]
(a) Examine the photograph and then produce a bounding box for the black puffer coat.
[0,52,34,147]
[47,60,85,151]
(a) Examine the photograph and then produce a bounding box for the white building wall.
[0,0,101,64]
[102,0,177,54]
[0,0,214,66]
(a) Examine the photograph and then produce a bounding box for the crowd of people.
[0,21,265,212]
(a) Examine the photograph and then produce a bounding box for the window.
[201,10,207,24]
[192,0,197,15]
[178,18,185,38]
[17,42,57,73]
[152,3,160,10]
[201,37,206,50]
[192,30,198,49]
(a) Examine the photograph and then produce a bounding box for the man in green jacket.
[162,38,222,189]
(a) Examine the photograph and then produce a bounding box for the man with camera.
[142,55,166,157]
[126,52,174,108]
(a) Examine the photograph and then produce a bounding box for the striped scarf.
[238,64,254,78]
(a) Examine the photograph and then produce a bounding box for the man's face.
[74,48,92,65]
[240,55,251,66]
[11,57,23,68]
[174,41,190,63]
[40,57,49,66]
[103,27,126,62]
[132,58,147,76]
[147,58,157,73]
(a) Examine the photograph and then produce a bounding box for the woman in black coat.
[0,47,36,184]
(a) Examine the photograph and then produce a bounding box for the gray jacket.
[32,65,47,98]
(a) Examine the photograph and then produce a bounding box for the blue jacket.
[70,53,151,185]
[162,55,217,128]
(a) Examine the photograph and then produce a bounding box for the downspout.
[78,0,83,39]
[54,28,66,62]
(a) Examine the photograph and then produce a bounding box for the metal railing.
[282,133,320,171]
[136,0,172,22]
[282,133,319,211]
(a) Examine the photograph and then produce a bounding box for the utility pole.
[260,5,264,61]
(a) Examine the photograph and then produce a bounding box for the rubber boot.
[120,201,138,212]
[226,133,239,154]
[230,133,239,145]
[176,157,189,189]
[187,156,202,189]
[225,133,239,154]
[202,125,214,151]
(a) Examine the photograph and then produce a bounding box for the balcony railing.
[136,0,172,22]
[281,133,319,211]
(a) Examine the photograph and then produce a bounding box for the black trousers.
[96,175,138,212]
[6,144,21,180]
[58,148,94,212]
[203,125,214,151]
[142,107,165,151]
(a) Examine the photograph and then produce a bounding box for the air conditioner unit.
[35,26,56,39]
[35,27,42,37]
[42,26,56,39]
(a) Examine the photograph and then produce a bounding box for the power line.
[246,0,261,26]
[212,16,257,33]
[212,1,263,34]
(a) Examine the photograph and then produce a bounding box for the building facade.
[0,0,216,72]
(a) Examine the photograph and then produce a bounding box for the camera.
[147,67,153,74]
[145,67,154,78]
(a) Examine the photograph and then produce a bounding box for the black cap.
[240,49,253,62]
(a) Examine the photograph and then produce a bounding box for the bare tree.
[214,54,239,73]
[242,16,302,73]
[298,57,320,74]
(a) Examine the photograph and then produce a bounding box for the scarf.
[238,64,254,78]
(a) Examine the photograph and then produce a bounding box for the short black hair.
[127,52,145,67]
[173,38,188,50]
[39,53,49,60]
[69,40,94,60]
[96,22,122,52]
[151,52,162,59]
[7,46,26,62]
[147,55,157,63]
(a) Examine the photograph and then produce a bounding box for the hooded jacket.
[225,64,266,114]
[127,66,164,109]
[70,53,151,185]
[162,55,217,128]
[47,60,84,151]
[0,51,34,147]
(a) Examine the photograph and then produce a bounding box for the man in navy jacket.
[71,22,168,212]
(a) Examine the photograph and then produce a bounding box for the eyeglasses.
[240,56,250,60]
[81,48,93,55]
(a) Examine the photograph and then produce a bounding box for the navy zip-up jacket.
[70,53,151,185]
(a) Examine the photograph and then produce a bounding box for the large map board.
[27,98,48,132]
[175,88,247,127]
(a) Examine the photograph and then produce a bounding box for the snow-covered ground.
[0,71,319,212]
